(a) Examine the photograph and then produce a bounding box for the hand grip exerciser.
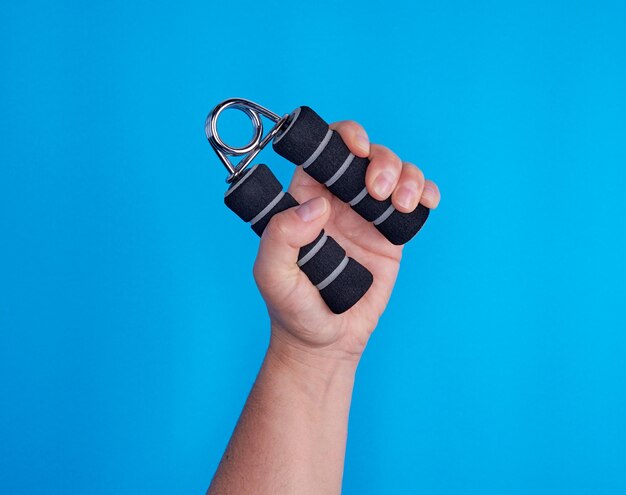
[205,99,373,314]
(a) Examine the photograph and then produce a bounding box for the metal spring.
[205,98,288,182]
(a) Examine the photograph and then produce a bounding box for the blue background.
[1,1,625,493]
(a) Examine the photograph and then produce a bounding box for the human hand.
[253,121,441,371]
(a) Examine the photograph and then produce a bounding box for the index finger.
[329,120,370,158]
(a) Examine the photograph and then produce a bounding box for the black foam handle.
[224,163,373,314]
[272,106,430,245]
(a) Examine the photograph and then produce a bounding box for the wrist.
[239,324,356,494]
[266,325,359,397]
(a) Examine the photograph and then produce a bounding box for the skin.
[208,120,441,495]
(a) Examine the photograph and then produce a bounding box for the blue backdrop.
[1,1,625,493]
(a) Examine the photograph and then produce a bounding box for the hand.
[253,121,441,370]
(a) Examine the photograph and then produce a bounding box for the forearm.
[208,329,358,495]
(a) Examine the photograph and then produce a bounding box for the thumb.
[254,196,331,295]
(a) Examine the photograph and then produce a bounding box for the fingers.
[365,144,403,201]
[390,163,441,211]
[330,120,441,211]
[253,197,331,294]
[391,162,424,212]
[330,123,404,201]
[330,120,370,157]
[420,179,441,209]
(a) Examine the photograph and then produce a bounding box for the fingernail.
[373,171,395,198]
[395,185,418,211]
[356,131,369,154]
[296,197,327,222]
[421,184,436,204]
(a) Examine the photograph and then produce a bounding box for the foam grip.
[272,106,430,245]
[223,163,373,314]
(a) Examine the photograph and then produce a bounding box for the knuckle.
[332,119,363,134]
[252,261,273,294]
[402,162,424,184]
[415,167,425,185]
[265,212,291,239]
[252,257,265,284]
[371,146,401,170]
[370,143,389,156]
[379,146,402,169]
[345,120,364,134]
[252,258,261,280]
[344,119,362,130]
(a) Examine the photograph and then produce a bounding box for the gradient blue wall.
[1,1,625,493]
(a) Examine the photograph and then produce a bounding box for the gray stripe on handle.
[324,153,355,187]
[301,129,333,169]
[373,204,396,226]
[316,255,349,290]
[297,233,328,267]
[249,191,285,226]
[349,187,369,206]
